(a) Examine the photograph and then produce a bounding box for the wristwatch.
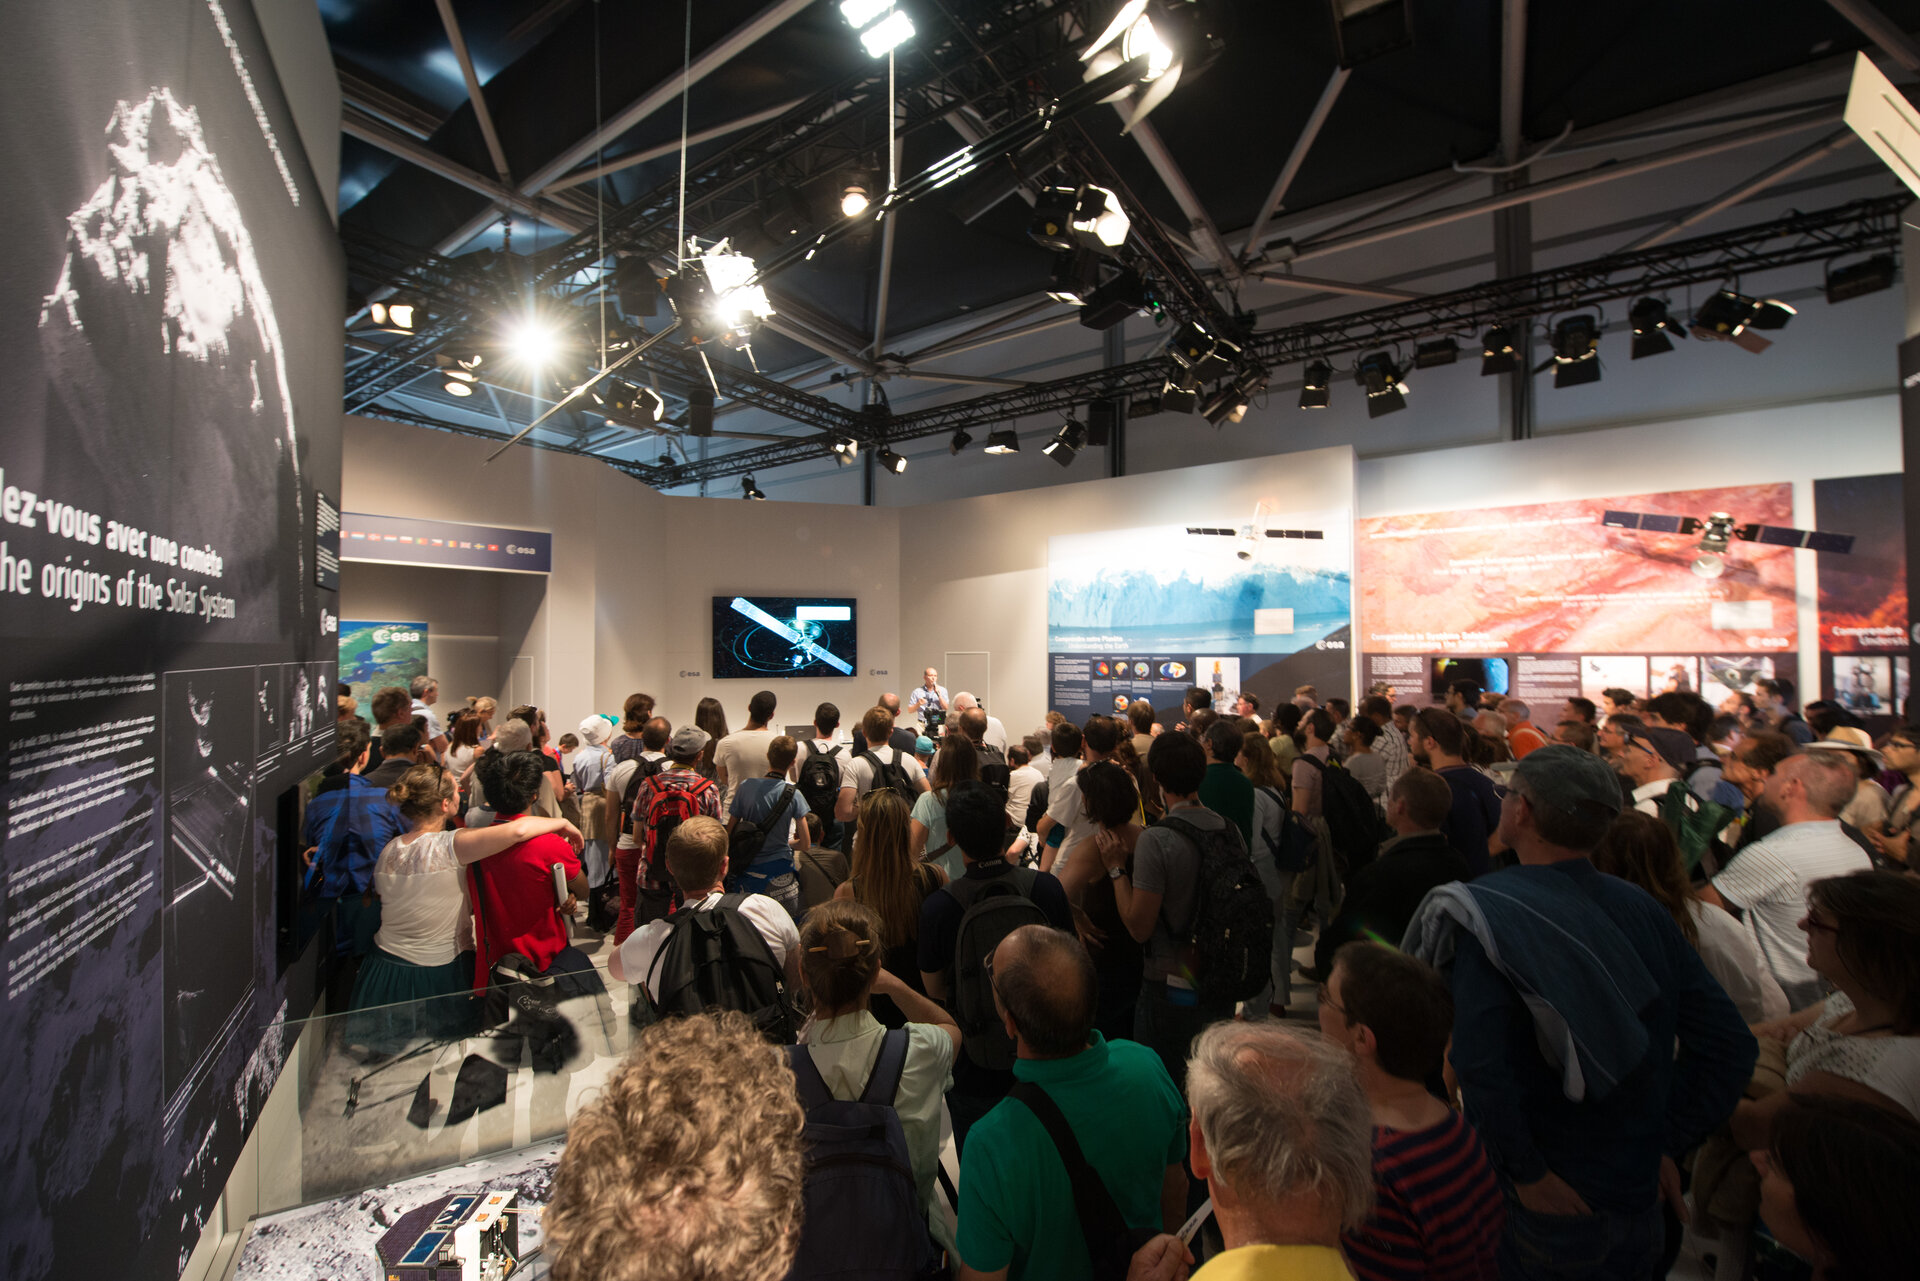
[1107,865,1127,881]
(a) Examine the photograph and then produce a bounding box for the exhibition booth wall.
[346,389,1900,741]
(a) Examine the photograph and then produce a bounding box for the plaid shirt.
[1375,720,1411,793]
[629,766,721,880]
[302,771,406,897]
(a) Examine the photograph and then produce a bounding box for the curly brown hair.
[544,1011,806,1281]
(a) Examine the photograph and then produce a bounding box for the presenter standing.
[907,667,948,730]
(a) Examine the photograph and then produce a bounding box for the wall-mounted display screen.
[712,597,858,679]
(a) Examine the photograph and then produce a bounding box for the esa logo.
[321,608,337,636]
[1314,639,1348,651]
[374,627,423,644]
[504,543,536,556]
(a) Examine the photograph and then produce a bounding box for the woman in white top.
[347,762,582,1046]
[1732,869,1920,1148]
[1593,811,1789,1024]
[794,899,959,1249]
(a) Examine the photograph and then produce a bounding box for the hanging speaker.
[1085,400,1118,447]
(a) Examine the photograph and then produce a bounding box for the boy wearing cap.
[1403,745,1756,1281]
[618,725,722,939]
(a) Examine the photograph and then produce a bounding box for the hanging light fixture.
[1480,326,1518,375]
[983,428,1021,454]
[949,427,974,455]
[1355,350,1408,416]
[1628,297,1686,359]
[742,475,767,501]
[878,446,908,474]
[1546,314,1602,388]
[831,435,861,465]
[1299,359,1332,409]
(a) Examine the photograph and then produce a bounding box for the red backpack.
[640,772,714,916]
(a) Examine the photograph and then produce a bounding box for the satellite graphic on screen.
[713,596,857,678]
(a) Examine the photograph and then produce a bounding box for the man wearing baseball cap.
[1614,724,1696,817]
[1404,745,1755,1280]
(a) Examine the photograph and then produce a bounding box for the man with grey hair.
[1702,748,1872,1008]
[954,925,1187,1281]
[1498,697,1547,760]
[878,691,921,756]
[1183,1021,1374,1280]
[408,674,447,756]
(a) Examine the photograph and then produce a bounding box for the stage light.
[839,0,893,26]
[438,351,483,397]
[1480,326,1518,375]
[1081,1,1223,131]
[1299,359,1331,409]
[950,427,973,455]
[1161,374,1201,415]
[1692,289,1755,339]
[1547,315,1601,388]
[832,435,860,465]
[1046,249,1103,304]
[983,428,1021,454]
[604,381,666,424]
[505,318,559,369]
[859,8,915,56]
[1827,255,1895,304]
[1201,366,1269,426]
[1043,418,1088,467]
[1078,267,1156,331]
[664,239,775,347]
[1749,298,1796,331]
[840,181,871,218]
[1355,350,1408,417]
[1029,184,1132,256]
[1413,338,1458,369]
[1628,297,1685,359]
[1169,322,1239,380]
[1085,1,1176,83]
[368,301,418,334]
[742,475,767,501]
[878,446,908,474]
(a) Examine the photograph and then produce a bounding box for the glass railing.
[251,945,637,1216]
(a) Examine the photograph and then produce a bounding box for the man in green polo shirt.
[954,925,1187,1281]
[1197,720,1255,847]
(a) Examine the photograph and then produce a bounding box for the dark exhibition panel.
[0,2,341,1278]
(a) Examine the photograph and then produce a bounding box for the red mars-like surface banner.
[1358,484,1798,655]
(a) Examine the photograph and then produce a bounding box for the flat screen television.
[712,596,858,679]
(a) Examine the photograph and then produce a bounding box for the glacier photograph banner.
[1046,512,1353,722]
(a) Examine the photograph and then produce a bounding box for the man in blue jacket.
[302,719,405,964]
[1405,745,1755,1281]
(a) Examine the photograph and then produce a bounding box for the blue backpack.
[783,1029,935,1280]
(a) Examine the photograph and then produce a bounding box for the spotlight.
[1329,0,1415,68]
[1355,350,1408,417]
[831,435,860,465]
[603,381,666,425]
[950,427,974,455]
[1078,267,1157,331]
[1046,249,1103,304]
[1827,255,1895,304]
[1161,374,1201,415]
[505,318,559,369]
[1480,326,1518,375]
[742,475,767,501]
[1043,418,1088,467]
[878,446,908,474]
[1202,367,1269,426]
[368,301,418,334]
[1029,184,1132,255]
[1628,297,1685,359]
[983,428,1021,454]
[663,239,775,347]
[438,351,483,397]
[839,0,893,24]
[1413,338,1458,369]
[1299,359,1331,409]
[1547,315,1602,388]
[1081,1,1224,131]
[1168,322,1239,380]
[1749,298,1796,331]
[854,5,915,57]
[840,181,872,218]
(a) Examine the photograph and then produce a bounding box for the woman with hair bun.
[346,762,582,1044]
[794,899,960,1234]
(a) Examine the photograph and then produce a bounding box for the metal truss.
[645,193,1907,486]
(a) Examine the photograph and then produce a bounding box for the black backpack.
[1255,784,1317,875]
[1155,813,1274,1006]
[783,1030,934,1281]
[946,868,1051,1069]
[857,743,920,808]
[635,894,800,1043]
[797,741,844,820]
[1297,754,1390,876]
[972,740,1013,796]
[728,782,798,881]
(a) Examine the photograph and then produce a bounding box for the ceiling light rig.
[1081,0,1224,132]
[949,427,973,455]
[831,435,861,465]
[1202,366,1269,426]
[1355,349,1408,417]
[878,446,908,474]
[437,351,483,397]
[840,179,872,218]
[1628,297,1686,359]
[662,237,776,353]
[742,475,767,501]
[1542,314,1602,388]
[1299,359,1332,409]
[841,0,915,57]
[1479,326,1519,375]
[1042,417,1089,467]
[983,427,1021,454]
[1691,287,1795,352]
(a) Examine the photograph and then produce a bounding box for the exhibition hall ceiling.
[324,0,1918,487]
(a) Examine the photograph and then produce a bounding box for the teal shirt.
[956,1033,1188,1281]
[1199,760,1256,848]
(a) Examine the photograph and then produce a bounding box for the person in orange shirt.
[1501,698,1549,760]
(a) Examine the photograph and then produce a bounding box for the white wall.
[249,0,339,221]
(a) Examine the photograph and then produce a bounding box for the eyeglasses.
[1800,912,1839,935]
[1887,739,1916,752]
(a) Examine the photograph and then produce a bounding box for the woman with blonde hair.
[793,899,959,1233]
[466,695,497,743]
[347,761,582,1044]
[1594,810,1786,1023]
[837,788,945,1027]
[910,735,978,879]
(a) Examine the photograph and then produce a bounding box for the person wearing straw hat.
[1867,724,1920,868]
[1809,727,1891,838]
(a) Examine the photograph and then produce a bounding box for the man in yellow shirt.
[1186,1023,1375,1281]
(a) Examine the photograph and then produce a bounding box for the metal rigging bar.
[654,193,1905,485]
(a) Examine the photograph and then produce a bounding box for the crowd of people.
[302,668,1920,1281]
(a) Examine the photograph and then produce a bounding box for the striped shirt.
[1344,1111,1504,1281]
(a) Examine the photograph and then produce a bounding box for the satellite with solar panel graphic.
[375,1189,520,1281]
[1602,509,1855,579]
